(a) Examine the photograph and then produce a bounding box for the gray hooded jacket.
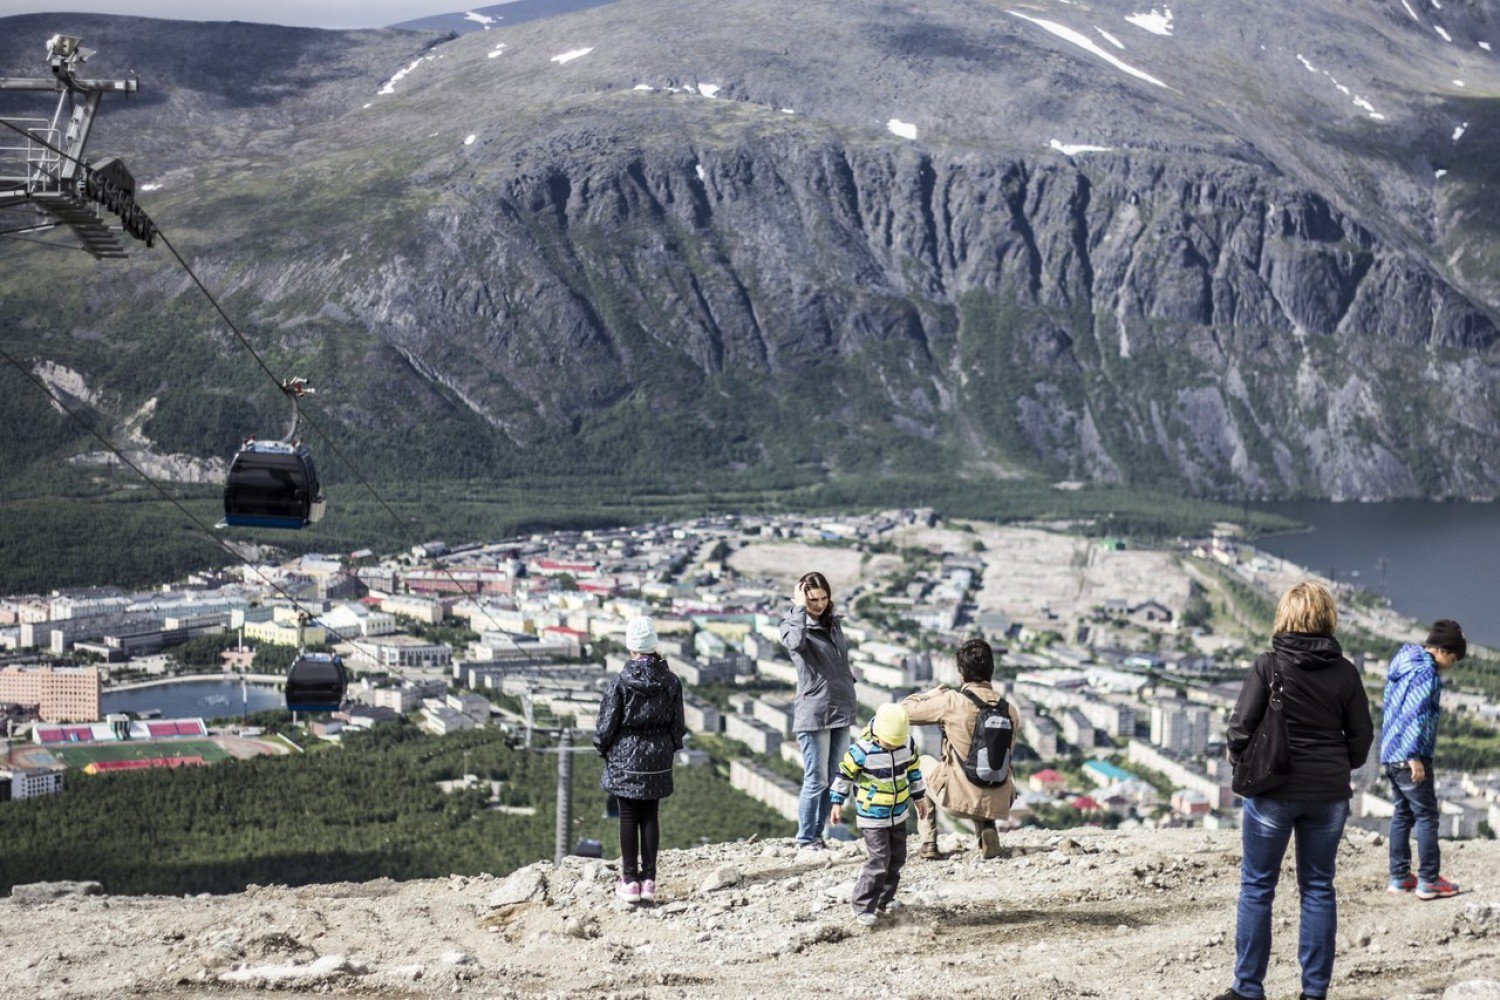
[780,605,856,733]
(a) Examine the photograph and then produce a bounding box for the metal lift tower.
[0,35,154,258]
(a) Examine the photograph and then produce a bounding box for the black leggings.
[617,796,660,881]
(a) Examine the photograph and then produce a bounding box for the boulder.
[217,954,363,985]
[700,865,742,892]
[487,865,548,908]
[1444,982,1500,999]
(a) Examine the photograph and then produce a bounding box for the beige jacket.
[901,682,1021,821]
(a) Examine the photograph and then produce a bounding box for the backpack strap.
[959,687,999,712]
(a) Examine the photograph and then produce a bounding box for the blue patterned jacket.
[1380,644,1442,764]
[829,725,925,829]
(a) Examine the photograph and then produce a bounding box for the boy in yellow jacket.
[830,703,927,925]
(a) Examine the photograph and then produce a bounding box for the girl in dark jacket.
[594,616,686,904]
[1215,581,1374,1000]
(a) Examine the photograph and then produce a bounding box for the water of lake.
[1254,501,1500,648]
[101,678,284,720]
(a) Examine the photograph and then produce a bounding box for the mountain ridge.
[0,0,1496,503]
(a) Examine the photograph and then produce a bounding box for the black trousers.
[617,796,660,881]
[852,825,907,914]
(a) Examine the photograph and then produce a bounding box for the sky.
[0,1,491,29]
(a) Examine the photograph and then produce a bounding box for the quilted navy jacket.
[594,653,687,800]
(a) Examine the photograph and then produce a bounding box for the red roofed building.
[530,559,597,577]
[1071,794,1102,813]
[541,626,588,657]
[1028,768,1069,794]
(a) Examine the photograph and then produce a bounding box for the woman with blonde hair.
[1215,581,1374,1000]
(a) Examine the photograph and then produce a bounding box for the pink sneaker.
[615,878,641,903]
[639,879,656,903]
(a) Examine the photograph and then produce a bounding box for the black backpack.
[955,689,1015,787]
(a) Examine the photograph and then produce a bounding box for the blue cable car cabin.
[223,440,325,529]
[284,652,347,713]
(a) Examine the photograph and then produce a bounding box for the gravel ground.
[4,827,1497,998]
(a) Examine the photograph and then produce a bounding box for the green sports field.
[50,739,231,768]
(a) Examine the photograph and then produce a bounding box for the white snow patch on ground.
[377,57,425,95]
[1435,169,1448,178]
[488,43,506,59]
[1481,41,1493,51]
[464,134,477,145]
[1095,26,1125,49]
[695,164,706,181]
[1435,26,1452,41]
[464,11,495,26]
[697,83,721,97]
[1299,55,1384,120]
[1430,0,1442,8]
[633,83,654,90]
[139,182,161,192]
[1454,122,1469,141]
[1008,10,1170,88]
[1452,79,1465,86]
[780,107,796,113]
[1124,7,1173,36]
[1050,139,1114,155]
[362,102,372,108]
[550,47,594,65]
[1400,0,1419,20]
[888,118,918,139]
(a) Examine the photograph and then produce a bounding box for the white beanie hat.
[625,616,658,653]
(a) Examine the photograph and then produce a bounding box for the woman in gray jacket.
[781,571,857,849]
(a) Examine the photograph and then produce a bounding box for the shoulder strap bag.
[1231,656,1293,797]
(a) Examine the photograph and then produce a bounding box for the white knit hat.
[625,616,658,653]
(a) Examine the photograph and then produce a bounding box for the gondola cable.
[0,117,485,606]
[0,338,357,649]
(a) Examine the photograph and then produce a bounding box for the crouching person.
[902,638,1020,859]
[830,703,927,926]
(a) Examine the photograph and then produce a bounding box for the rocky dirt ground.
[3,827,1496,999]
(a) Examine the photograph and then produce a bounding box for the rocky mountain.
[0,0,1497,501]
[3,827,1498,998]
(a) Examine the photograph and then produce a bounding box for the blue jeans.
[1234,796,1349,1000]
[796,727,851,845]
[1386,762,1441,883]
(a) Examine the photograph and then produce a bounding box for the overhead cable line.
[0,116,485,605]
[0,338,359,649]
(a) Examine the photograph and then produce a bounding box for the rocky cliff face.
[0,0,1496,498]
[3,828,1497,998]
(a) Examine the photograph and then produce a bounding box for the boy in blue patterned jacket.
[830,703,927,925]
[1381,619,1466,900]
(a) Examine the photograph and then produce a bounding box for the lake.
[1254,501,1500,648]
[101,678,285,720]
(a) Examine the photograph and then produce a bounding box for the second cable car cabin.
[285,652,347,713]
[223,440,325,530]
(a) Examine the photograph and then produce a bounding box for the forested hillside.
[0,724,786,895]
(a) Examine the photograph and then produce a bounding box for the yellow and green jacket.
[829,724,925,829]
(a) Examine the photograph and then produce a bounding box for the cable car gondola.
[221,377,325,530]
[223,439,325,529]
[284,652,347,713]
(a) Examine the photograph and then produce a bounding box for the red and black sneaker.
[1415,875,1461,900]
[1386,873,1417,894]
